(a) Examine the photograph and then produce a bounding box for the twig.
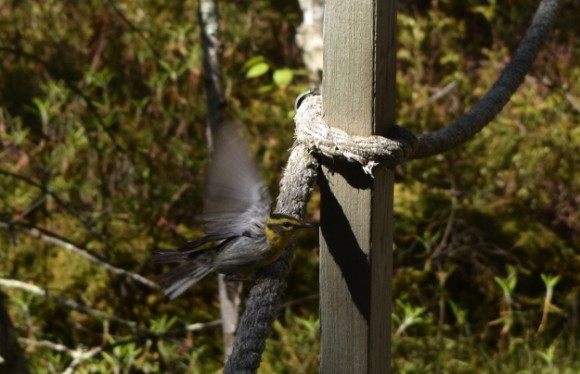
[18,337,103,374]
[0,222,158,290]
[416,80,458,109]
[431,188,458,260]
[5,277,221,338]
[565,93,580,114]
[18,337,72,353]
[17,323,221,372]
[277,294,319,310]
[0,168,108,245]
[199,0,226,136]
[106,0,162,60]
[0,278,139,330]
[185,319,223,332]
[14,195,46,221]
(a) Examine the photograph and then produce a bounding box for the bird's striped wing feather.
[203,124,271,236]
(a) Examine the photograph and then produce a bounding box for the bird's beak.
[297,221,316,229]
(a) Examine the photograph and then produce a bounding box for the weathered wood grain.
[320,1,396,373]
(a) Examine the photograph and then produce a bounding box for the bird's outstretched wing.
[202,123,271,237]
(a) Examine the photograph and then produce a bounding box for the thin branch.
[198,0,238,362]
[17,321,221,373]
[277,294,319,310]
[18,337,73,354]
[0,222,158,290]
[0,168,108,245]
[19,325,232,374]
[431,192,458,260]
[4,277,220,339]
[0,278,139,330]
[565,93,580,114]
[295,0,324,85]
[14,195,46,221]
[185,319,223,332]
[416,80,458,109]
[412,0,562,159]
[199,0,226,135]
[18,337,101,374]
[106,0,162,60]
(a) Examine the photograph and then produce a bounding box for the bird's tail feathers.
[152,249,194,264]
[151,234,239,299]
[155,250,216,299]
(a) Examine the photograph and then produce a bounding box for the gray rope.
[295,94,418,172]
[413,0,561,158]
[224,144,318,373]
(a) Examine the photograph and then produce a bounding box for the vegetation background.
[0,0,578,372]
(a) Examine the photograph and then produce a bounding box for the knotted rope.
[294,94,418,174]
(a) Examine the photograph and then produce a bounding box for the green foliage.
[0,0,578,372]
[391,0,579,371]
[260,310,320,373]
[243,55,306,93]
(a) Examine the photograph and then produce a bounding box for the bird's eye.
[282,221,293,230]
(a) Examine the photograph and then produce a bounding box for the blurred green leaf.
[272,68,293,87]
[245,62,270,79]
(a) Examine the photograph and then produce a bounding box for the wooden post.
[320,1,396,373]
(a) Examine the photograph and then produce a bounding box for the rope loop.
[294,95,417,174]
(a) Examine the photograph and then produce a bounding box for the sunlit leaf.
[245,62,270,79]
[272,68,293,87]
